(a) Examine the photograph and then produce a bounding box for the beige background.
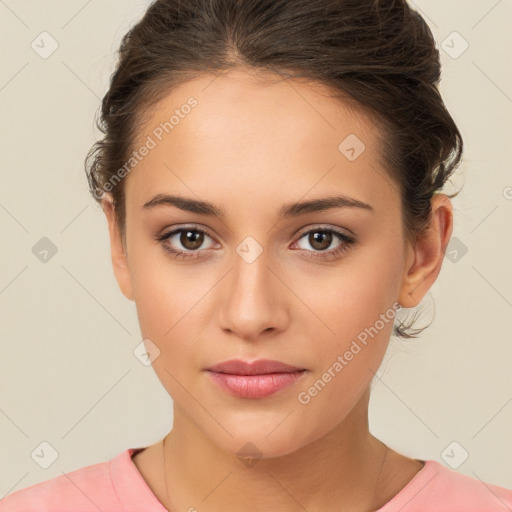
[1,0,511,498]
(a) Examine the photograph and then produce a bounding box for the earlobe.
[101,195,134,302]
[398,194,453,308]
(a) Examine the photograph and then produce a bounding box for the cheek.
[290,243,402,420]
[131,264,205,399]
[292,265,399,437]
[297,250,402,347]
[129,251,216,380]
[128,237,202,337]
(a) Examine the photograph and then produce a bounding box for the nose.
[218,246,289,343]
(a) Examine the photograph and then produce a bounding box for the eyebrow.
[142,193,374,218]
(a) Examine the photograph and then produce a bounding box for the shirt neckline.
[111,447,169,511]
[113,448,436,511]
[375,459,439,511]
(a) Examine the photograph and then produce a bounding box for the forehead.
[126,68,398,216]
[135,67,377,149]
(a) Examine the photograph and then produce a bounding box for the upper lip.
[205,359,305,375]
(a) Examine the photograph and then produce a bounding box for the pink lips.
[205,359,307,399]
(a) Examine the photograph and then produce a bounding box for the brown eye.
[308,231,333,251]
[296,229,340,252]
[179,229,205,250]
[156,226,217,260]
[293,227,356,261]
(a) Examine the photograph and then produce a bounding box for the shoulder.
[0,449,131,512]
[379,460,512,512]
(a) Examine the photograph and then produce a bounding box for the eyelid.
[293,224,356,241]
[157,223,217,242]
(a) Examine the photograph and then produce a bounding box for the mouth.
[204,359,308,399]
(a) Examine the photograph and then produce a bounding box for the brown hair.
[85,0,463,339]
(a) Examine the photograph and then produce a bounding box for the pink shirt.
[1,447,511,511]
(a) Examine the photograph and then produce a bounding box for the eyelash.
[154,224,356,262]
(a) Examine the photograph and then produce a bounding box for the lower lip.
[206,370,306,399]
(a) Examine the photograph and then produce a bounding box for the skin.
[102,67,453,511]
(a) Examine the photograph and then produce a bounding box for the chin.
[204,415,321,462]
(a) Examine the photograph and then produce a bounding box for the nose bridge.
[218,237,288,340]
[233,238,271,296]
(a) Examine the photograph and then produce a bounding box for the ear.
[398,193,453,308]
[101,195,134,302]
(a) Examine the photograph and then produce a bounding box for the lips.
[204,359,307,399]
[205,359,305,375]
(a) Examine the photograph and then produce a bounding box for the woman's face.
[105,68,421,458]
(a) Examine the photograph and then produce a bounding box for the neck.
[161,388,396,512]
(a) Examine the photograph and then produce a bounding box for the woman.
[2,0,511,510]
